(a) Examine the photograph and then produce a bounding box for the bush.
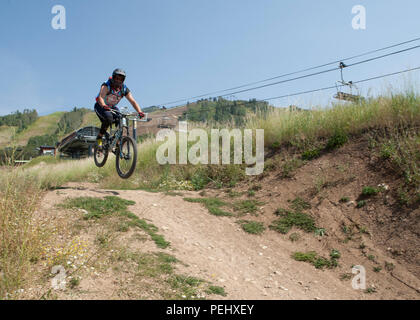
[326,131,348,150]
[362,186,380,196]
[302,148,321,160]
[270,211,316,234]
[238,220,265,235]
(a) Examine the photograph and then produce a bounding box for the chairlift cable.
[155,37,420,107]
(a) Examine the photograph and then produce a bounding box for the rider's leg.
[94,103,114,143]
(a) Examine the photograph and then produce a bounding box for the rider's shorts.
[94,103,119,125]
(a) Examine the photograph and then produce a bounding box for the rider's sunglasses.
[113,75,125,82]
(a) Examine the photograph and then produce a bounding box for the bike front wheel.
[115,136,137,179]
[94,143,109,167]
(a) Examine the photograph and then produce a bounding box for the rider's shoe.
[96,137,103,149]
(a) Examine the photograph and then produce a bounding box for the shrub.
[326,131,348,150]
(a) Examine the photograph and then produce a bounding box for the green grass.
[289,197,311,211]
[206,285,227,297]
[249,184,262,191]
[166,275,204,299]
[292,251,317,263]
[361,186,381,196]
[61,196,135,219]
[340,273,352,281]
[112,250,179,280]
[314,228,326,237]
[385,262,395,271]
[289,232,300,242]
[69,277,80,289]
[226,190,242,198]
[330,249,341,259]
[339,196,350,203]
[110,247,225,299]
[164,191,184,197]
[292,249,341,270]
[281,158,304,178]
[270,211,316,234]
[365,287,377,294]
[356,200,367,208]
[325,131,348,150]
[237,220,265,235]
[233,200,264,215]
[376,129,420,204]
[183,197,232,217]
[302,148,321,160]
[61,196,170,249]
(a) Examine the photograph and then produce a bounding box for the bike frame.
[108,110,130,158]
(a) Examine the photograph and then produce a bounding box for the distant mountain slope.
[13,112,65,147]
[80,111,101,129]
[0,125,16,147]
[0,110,102,149]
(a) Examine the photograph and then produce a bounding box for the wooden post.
[132,119,137,142]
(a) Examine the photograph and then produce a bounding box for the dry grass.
[3,91,419,194]
[251,91,420,150]
[0,170,47,298]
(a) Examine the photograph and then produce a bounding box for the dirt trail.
[36,181,420,300]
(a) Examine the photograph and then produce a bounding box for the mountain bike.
[93,109,141,179]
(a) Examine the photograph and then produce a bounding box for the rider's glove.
[103,105,111,111]
[138,112,145,119]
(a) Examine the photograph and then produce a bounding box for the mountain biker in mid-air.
[94,68,145,147]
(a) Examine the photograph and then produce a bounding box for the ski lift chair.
[334,62,364,103]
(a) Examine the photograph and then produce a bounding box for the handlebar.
[109,109,148,122]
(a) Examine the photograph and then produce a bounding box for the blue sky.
[1,0,419,115]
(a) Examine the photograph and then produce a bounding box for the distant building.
[57,126,100,159]
[38,145,56,156]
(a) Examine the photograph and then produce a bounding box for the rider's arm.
[126,92,143,113]
[97,85,109,108]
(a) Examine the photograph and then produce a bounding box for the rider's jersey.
[96,78,130,108]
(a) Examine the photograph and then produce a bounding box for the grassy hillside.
[80,111,101,129]
[0,110,102,149]
[0,126,16,147]
[12,112,65,147]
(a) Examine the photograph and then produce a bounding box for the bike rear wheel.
[94,143,109,167]
[115,136,137,179]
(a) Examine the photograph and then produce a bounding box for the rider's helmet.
[111,68,126,88]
